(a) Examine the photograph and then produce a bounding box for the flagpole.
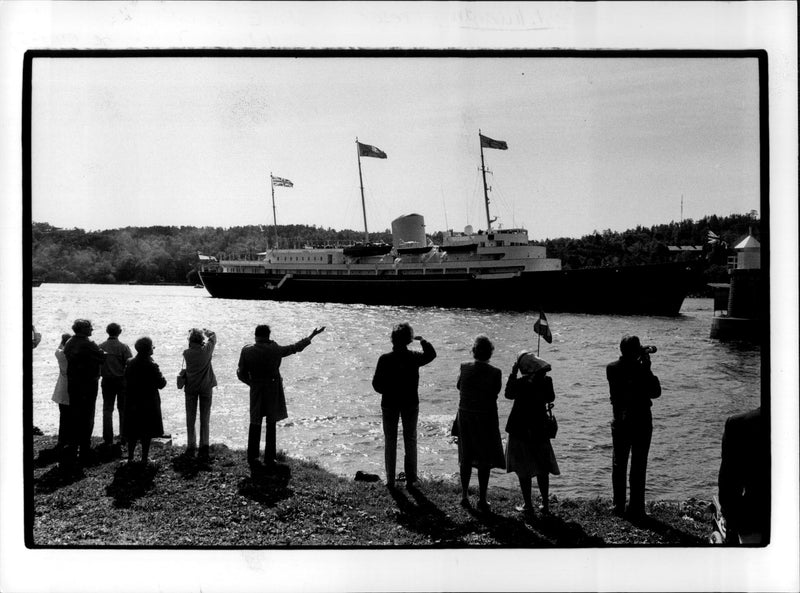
[356,138,369,243]
[270,173,279,249]
[478,130,492,232]
[537,324,541,356]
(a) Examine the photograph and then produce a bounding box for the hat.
[517,351,551,375]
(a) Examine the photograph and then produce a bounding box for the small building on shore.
[710,232,763,342]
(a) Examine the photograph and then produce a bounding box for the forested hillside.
[31,212,759,287]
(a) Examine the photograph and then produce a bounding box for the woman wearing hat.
[504,351,560,516]
[455,335,505,512]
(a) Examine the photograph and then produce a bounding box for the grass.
[31,435,716,547]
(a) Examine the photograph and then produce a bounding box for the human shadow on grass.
[35,464,85,494]
[105,462,157,509]
[627,513,707,546]
[517,511,606,546]
[237,462,293,508]
[34,446,62,468]
[460,503,557,547]
[387,485,466,546]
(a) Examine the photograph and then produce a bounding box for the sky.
[31,56,760,240]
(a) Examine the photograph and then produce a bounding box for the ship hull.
[199,262,700,316]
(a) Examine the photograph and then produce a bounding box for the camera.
[641,345,657,354]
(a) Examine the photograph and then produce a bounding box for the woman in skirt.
[456,335,505,512]
[504,351,560,516]
[123,337,166,465]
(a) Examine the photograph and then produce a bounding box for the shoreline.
[31,435,717,547]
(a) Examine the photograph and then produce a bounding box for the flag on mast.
[357,142,387,159]
[271,176,294,187]
[533,310,553,344]
[479,133,508,150]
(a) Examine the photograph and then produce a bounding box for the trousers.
[611,413,653,514]
[382,405,419,485]
[101,376,126,444]
[248,419,277,463]
[185,390,212,450]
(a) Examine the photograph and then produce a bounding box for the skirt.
[505,433,560,477]
[457,409,505,470]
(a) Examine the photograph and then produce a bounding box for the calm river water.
[31,284,762,500]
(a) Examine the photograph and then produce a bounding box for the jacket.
[372,340,436,408]
[504,373,555,439]
[183,331,217,394]
[237,336,311,421]
[457,361,502,413]
[606,356,661,419]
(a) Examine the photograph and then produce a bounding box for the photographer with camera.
[606,335,661,521]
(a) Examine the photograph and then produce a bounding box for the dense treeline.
[31,212,759,287]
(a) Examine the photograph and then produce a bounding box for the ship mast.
[355,138,369,243]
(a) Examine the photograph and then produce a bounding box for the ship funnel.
[391,214,426,249]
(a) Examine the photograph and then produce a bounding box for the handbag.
[546,402,558,439]
[176,357,187,390]
[450,412,459,437]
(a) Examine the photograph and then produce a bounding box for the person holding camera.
[606,335,661,520]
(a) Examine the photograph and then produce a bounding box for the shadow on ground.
[35,464,85,494]
[238,463,294,507]
[105,462,157,508]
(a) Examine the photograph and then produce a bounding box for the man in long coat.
[63,318,106,466]
[237,324,324,468]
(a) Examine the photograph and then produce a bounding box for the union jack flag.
[271,176,294,187]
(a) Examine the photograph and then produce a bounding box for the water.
[32,284,762,500]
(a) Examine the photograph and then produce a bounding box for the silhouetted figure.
[455,335,504,512]
[718,407,769,544]
[238,325,325,469]
[99,322,132,446]
[372,322,436,488]
[52,333,72,448]
[505,351,560,516]
[182,328,217,460]
[122,337,166,465]
[63,319,106,466]
[606,335,661,519]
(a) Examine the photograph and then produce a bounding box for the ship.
[198,134,699,316]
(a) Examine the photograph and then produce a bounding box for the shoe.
[610,505,625,518]
[515,504,535,514]
[477,500,492,513]
[460,497,471,509]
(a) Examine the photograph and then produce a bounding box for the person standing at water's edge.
[504,351,560,516]
[606,335,661,520]
[237,324,325,470]
[182,328,217,461]
[99,323,132,448]
[52,333,72,450]
[718,407,769,544]
[123,337,167,466]
[372,323,436,489]
[455,335,504,511]
[63,319,106,467]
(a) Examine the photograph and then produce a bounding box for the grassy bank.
[31,435,715,547]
